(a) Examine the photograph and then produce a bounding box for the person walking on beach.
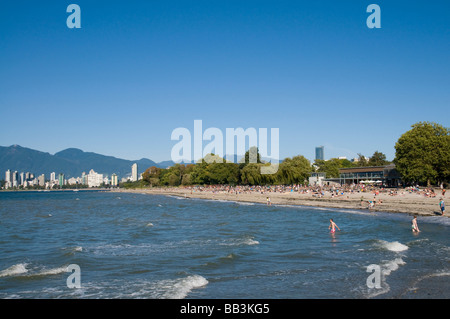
[266,196,271,206]
[439,198,445,216]
[411,215,420,233]
[329,219,340,234]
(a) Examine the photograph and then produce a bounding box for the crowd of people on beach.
[167,182,446,216]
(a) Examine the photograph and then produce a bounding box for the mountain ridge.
[0,145,174,179]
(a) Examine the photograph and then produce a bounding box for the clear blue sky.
[1,1,449,162]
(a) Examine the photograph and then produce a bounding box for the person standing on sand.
[329,219,340,234]
[411,215,420,233]
[439,198,445,216]
[266,196,271,206]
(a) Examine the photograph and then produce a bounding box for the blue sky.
[1,1,449,163]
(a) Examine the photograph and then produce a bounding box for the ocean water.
[0,190,449,299]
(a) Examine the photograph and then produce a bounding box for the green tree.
[356,153,369,167]
[240,163,264,185]
[190,161,209,184]
[142,166,163,185]
[314,158,355,178]
[368,151,389,166]
[276,156,311,184]
[394,122,450,185]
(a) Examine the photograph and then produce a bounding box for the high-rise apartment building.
[111,173,118,187]
[315,146,324,161]
[58,173,65,187]
[5,169,11,189]
[38,174,45,187]
[131,163,138,182]
[87,169,103,187]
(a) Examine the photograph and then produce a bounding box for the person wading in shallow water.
[439,198,445,216]
[328,219,340,234]
[411,215,420,233]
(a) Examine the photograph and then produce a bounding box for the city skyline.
[1,1,449,163]
[3,163,139,189]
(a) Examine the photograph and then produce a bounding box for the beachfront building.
[87,169,103,188]
[338,164,401,187]
[309,172,327,186]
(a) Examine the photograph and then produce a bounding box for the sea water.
[0,190,449,299]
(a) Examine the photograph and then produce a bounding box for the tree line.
[124,121,449,188]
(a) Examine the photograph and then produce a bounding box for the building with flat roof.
[309,172,327,186]
[58,173,65,187]
[5,169,11,189]
[338,164,401,187]
[87,169,103,187]
[111,173,118,187]
[315,146,324,161]
[131,163,138,182]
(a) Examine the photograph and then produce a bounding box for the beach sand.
[112,187,447,217]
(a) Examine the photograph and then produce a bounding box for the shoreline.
[112,187,448,218]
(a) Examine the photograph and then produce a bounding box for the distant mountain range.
[0,145,174,179]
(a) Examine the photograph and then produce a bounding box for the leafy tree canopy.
[394,122,450,185]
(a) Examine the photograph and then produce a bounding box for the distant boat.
[73,189,79,192]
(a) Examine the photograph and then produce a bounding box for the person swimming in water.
[329,219,340,233]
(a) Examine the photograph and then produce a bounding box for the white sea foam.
[62,246,83,255]
[40,274,209,299]
[220,237,260,247]
[0,263,28,277]
[244,238,260,245]
[233,201,256,206]
[157,275,209,299]
[365,257,407,298]
[377,240,408,252]
[0,263,72,279]
[382,258,406,276]
[34,266,68,276]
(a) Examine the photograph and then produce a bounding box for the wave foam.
[62,246,83,256]
[244,238,260,245]
[32,266,68,277]
[365,258,407,298]
[0,263,70,279]
[377,240,408,252]
[382,258,406,276]
[0,263,28,278]
[219,237,260,247]
[160,275,209,299]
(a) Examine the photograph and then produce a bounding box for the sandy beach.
[112,186,447,217]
